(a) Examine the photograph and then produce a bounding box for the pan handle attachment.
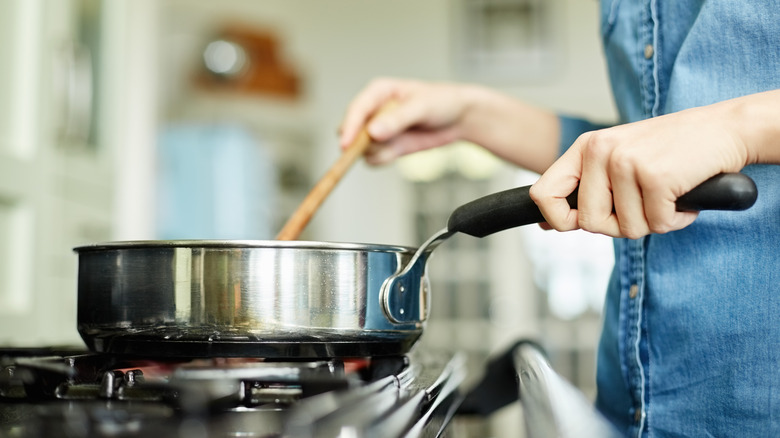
[380,172,757,325]
[381,228,453,325]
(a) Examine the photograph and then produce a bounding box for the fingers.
[339,78,409,150]
[367,95,429,141]
[641,178,699,233]
[529,137,585,232]
[363,126,460,165]
[609,164,648,238]
[536,125,705,239]
[538,222,553,231]
[340,77,469,165]
[577,131,621,236]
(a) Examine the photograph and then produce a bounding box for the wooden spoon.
[275,102,395,240]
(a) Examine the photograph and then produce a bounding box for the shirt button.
[629,284,639,299]
[644,44,654,59]
[634,408,643,422]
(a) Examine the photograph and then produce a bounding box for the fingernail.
[368,121,388,139]
[370,146,398,164]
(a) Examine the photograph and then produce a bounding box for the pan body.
[74,240,427,358]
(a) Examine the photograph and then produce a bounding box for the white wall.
[107,0,161,240]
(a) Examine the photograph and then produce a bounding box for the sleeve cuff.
[558,115,610,157]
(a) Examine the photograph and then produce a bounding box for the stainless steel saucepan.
[75,173,757,358]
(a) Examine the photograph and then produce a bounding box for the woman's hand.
[529,90,780,239]
[339,78,477,165]
[339,77,561,173]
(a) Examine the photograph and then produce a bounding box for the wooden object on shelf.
[195,23,301,98]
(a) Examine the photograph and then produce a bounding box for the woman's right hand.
[339,78,479,165]
[339,77,561,173]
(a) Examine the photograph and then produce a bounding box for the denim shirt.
[559,1,780,436]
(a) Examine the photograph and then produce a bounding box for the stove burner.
[0,348,463,437]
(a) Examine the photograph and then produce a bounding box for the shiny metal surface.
[514,344,619,438]
[74,240,430,358]
[381,228,453,324]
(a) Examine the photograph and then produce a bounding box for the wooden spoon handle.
[275,102,394,240]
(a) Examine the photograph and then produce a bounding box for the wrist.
[723,89,780,165]
[455,85,559,173]
[455,84,499,143]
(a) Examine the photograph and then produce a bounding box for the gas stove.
[0,347,466,437]
[0,341,619,437]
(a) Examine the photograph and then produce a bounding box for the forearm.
[723,89,780,165]
[457,85,561,175]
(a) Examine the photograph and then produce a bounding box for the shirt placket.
[640,0,660,118]
[623,2,658,436]
[621,237,648,436]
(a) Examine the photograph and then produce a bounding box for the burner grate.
[0,348,464,437]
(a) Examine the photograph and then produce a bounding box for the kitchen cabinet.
[0,0,117,345]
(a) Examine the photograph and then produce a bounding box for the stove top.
[0,347,466,437]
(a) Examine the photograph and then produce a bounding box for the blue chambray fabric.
[558,1,780,436]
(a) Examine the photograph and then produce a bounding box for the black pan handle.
[448,172,757,238]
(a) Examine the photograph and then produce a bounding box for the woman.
[339,1,779,436]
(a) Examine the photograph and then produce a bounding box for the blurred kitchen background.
[0,0,616,434]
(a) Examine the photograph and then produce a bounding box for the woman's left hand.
[527,92,779,238]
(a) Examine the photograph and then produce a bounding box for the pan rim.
[73,239,416,254]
